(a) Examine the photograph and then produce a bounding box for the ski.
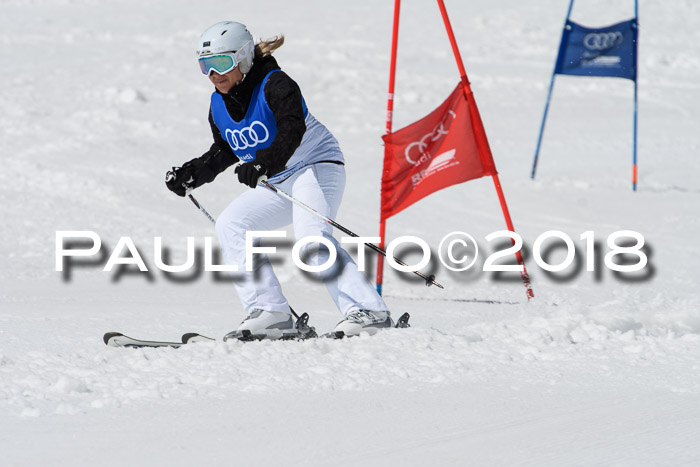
[104,312,410,347]
[103,332,216,348]
[103,332,185,348]
[181,333,216,344]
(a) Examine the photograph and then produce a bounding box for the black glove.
[235,162,269,189]
[165,164,197,197]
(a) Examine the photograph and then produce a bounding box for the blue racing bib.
[210,70,308,163]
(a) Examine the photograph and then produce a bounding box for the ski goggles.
[198,40,254,76]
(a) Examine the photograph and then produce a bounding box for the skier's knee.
[298,240,343,280]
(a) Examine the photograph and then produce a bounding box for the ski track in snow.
[2,0,700,464]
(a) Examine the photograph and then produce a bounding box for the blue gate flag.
[554,19,638,81]
[531,1,640,191]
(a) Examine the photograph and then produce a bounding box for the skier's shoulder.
[251,55,299,97]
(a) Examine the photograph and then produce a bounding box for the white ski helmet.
[196,21,255,74]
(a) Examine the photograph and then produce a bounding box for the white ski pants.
[215,163,388,316]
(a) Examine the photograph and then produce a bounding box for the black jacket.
[185,54,306,187]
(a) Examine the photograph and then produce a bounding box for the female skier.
[166,21,391,338]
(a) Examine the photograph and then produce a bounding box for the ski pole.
[259,179,443,289]
[186,189,216,225]
[164,169,217,226]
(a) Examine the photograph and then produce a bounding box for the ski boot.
[223,309,317,341]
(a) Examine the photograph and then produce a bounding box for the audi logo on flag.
[404,110,456,165]
[225,121,270,151]
[583,31,624,51]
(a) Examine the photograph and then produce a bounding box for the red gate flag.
[376,0,533,301]
[381,82,497,219]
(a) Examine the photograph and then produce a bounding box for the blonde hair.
[254,35,285,57]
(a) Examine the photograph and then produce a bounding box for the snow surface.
[2,0,700,465]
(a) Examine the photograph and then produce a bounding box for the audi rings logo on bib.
[225,121,270,153]
[583,31,624,51]
[404,110,456,166]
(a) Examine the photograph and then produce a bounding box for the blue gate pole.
[531,0,575,179]
[632,78,638,191]
[632,0,639,191]
[531,74,556,179]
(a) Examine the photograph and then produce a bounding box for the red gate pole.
[376,0,402,296]
[436,0,534,300]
